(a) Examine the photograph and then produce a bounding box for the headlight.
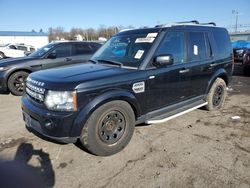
[45,90,77,111]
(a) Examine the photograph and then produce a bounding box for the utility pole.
[232,10,239,33]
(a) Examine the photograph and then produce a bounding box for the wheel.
[205,78,227,111]
[0,52,5,59]
[8,71,29,96]
[80,100,135,156]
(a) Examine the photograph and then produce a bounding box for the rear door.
[186,31,215,97]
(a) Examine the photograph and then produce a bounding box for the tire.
[8,71,29,96]
[205,78,227,111]
[0,52,5,59]
[80,100,135,156]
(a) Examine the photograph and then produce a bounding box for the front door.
[42,43,73,69]
[145,31,192,112]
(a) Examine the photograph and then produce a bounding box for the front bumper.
[21,95,79,143]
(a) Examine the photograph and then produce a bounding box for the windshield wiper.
[89,59,98,64]
[97,59,123,67]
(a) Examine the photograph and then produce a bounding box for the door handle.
[30,64,42,68]
[65,58,72,62]
[179,68,190,74]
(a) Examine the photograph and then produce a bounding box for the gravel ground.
[0,73,249,188]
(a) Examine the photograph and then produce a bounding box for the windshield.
[29,43,55,57]
[91,32,158,68]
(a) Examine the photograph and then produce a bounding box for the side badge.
[132,82,145,93]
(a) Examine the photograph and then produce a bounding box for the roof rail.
[176,20,200,24]
[199,22,216,26]
[155,20,217,28]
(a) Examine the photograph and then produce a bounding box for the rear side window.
[16,46,27,51]
[213,29,232,58]
[188,32,208,62]
[72,44,93,55]
[90,43,102,51]
[53,44,71,58]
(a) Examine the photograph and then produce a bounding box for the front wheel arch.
[70,90,140,137]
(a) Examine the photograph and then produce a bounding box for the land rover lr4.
[22,22,233,156]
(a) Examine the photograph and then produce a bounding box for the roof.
[0,31,48,37]
[117,25,224,36]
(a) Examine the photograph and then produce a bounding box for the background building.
[0,31,48,48]
[230,32,250,42]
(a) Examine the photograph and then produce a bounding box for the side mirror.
[154,54,174,67]
[47,52,57,59]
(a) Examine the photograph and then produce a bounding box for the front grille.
[26,82,45,102]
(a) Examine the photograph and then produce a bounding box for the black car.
[22,21,233,156]
[0,41,102,95]
[232,40,250,75]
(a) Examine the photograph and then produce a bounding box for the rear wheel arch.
[206,70,229,94]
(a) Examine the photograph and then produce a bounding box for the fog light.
[44,119,54,129]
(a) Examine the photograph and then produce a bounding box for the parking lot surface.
[0,75,249,188]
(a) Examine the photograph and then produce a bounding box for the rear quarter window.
[213,29,232,59]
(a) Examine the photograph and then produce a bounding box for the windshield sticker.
[132,82,145,93]
[134,50,144,59]
[193,45,198,55]
[135,38,155,43]
[146,33,158,38]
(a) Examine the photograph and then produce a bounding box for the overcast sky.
[0,0,249,32]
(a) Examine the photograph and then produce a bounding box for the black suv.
[22,21,233,156]
[0,41,101,95]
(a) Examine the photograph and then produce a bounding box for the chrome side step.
[146,102,208,124]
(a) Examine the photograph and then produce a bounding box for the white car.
[0,44,36,59]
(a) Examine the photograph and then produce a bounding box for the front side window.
[9,45,17,49]
[91,33,157,68]
[29,43,55,57]
[155,32,185,64]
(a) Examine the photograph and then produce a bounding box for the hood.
[29,63,137,90]
[0,56,38,67]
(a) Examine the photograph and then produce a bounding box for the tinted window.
[9,45,17,49]
[30,47,35,52]
[16,46,27,51]
[188,32,207,61]
[90,43,102,51]
[213,29,232,58]
[53,44,71,58]
[72,44,92,55]
[156,32,185,64]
